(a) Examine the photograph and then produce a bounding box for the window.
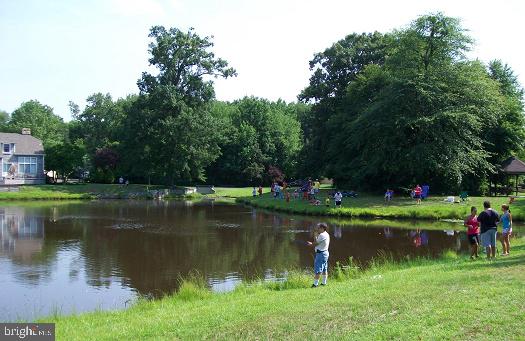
[3,144,11,154]
[3,163,12,173]
[18,157,37,174]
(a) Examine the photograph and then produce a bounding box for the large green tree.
[298,32,390,178]
[120,26,236,184]
[45,140,86,182]
[303,13,524,193]
[205,97,304,185]
[8,100,67,146]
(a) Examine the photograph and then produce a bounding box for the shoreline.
[236,192,525,221]
[44,237,525,340]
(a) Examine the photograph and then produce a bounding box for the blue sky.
[1,0,524,120]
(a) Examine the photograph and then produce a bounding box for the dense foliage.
[300,13,524,193]
[1,14,523,191]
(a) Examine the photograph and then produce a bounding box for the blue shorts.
[481,229,497,247]
[314,250,329,274]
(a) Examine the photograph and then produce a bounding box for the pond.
[0,200,516,321]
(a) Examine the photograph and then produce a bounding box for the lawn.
[47,237,525,340]
[0,184,162,200]
[237,190,525,221]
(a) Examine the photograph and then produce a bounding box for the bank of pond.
[238,192,525,221]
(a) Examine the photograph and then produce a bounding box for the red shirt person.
[414,185,423,204]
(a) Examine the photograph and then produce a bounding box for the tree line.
[1,13,523,193]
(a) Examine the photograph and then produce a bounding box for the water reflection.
[0,207,44,262]
[0,200,517,321]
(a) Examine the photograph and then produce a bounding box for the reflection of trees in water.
[44,201,301,296]
[1,201,469,299]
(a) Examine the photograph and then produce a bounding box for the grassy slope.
[49,237,525,340]
[238,191,525,221]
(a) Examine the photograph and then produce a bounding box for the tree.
[0,110,9,130]
[205,97,303,185]
[137,26,236,106]
[91,147,120,183]
[121,25,236,185]
[45,140,86,182]
[304,13,524,193]
[9,100,67,146]
[298,32,390,177]
[70,94,125,154]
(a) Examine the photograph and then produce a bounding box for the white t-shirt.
[315,231,330,252]
[334,192,342,202]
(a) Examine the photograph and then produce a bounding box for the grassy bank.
[47,237,525,340]
[238,191,525,221]
[0,185,256,201]
[0,184,167,201]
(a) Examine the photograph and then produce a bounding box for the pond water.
[0,200,518,321]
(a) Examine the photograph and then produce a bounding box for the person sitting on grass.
[477,201,499,260]
[334,191,342,208]
[500,204,512,256]
[307,223,330,287]
[464,206,480,259]
[310,199,321,205]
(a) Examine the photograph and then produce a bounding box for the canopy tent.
[501,156,525,196]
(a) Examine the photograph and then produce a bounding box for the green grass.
[0,185,257,201]
[0,184,165,201]
[237,190,525,221]
[45,237,525,340]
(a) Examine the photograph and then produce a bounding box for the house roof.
[0,133,44,155]
[501,156,525,175]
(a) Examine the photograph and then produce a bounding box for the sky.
[1,0,524,121]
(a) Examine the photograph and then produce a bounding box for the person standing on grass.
[477,201,499,260]
[258,185,263,196]
[414,185,422,204]
[464,206,480,259]
[307,223,330,287]
[314,179,321,195]
[252,187,257,197]
[334,191,342,208]
[500,204,512,255]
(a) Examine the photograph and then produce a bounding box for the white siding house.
[0,131,45,185]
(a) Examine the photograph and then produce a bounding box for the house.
[0,129,45,185]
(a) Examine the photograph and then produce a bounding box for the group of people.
[384,184,427,204]
[253,180,345,208]
[464,200,512,260]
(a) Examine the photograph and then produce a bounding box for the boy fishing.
[307,223,330,287]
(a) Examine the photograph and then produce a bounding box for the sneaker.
[311,284,318,288]
[321,283,326,286]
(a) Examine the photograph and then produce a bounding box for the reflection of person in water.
[334,226,342,239]
[383,228,393,239]
[419,230,429,246]
[410,229,422,247]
